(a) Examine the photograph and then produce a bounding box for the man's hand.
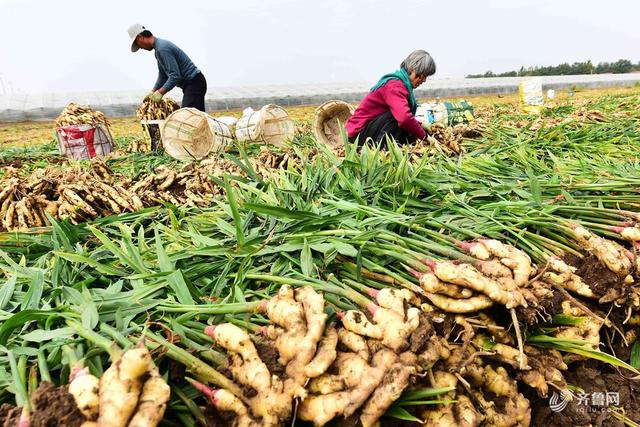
[143,91,155,101]
[150,91,164,102]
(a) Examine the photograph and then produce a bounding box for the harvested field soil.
[529,361,639,427]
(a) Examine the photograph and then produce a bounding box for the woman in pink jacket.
[346,50,436,147]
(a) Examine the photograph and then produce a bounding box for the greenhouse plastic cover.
[1,74,639,122]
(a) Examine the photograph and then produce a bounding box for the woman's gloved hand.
[422,121,445,133]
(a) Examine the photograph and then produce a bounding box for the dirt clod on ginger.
[408,313,433,353]
[567,254,622,297]
[203,404,239,427]
[30,381,87,427]
[0,403,21,427]
[253,335,285,378]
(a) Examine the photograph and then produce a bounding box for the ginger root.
[424,260,527,309]
[415,270,474,299]
[202,286,336,426]
[97,347,152,427]
[128,364,171,427]
[427,293,494,313]
[554,301,603,350]
[308,352,369,394]
[69,366,100,421]
[340,289,420,352]
[518,346,568,398]
[298,349,398,426]
[544,256,596,298]
[572,225,633,276]
[304,326,338,378]
[359,362,416,427]
[472,335,530,370]
[337,328,370,361]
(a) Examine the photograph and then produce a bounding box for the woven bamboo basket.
[312,100,354,148]
[161,108,232,161]
[235,104,295,147]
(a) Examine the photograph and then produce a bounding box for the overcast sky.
[0,0,638,94]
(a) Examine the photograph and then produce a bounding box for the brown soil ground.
[0,156,66,170]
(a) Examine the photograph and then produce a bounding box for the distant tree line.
[467,59,640,78]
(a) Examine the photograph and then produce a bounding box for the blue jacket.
[153,38,200,92]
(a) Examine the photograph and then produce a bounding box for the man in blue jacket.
[128,24,207,111]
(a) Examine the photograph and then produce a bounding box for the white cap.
[127,23,146,52]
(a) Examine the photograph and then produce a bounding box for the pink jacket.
[346,80,426,140]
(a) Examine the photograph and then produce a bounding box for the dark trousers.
[348,111,417,148]
[181,72,207,112]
